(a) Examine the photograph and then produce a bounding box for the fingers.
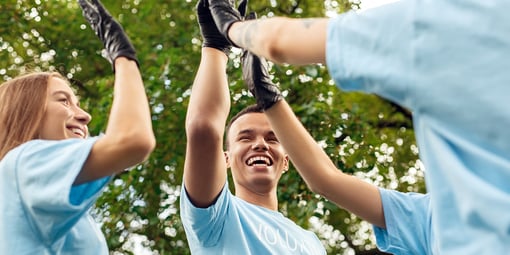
[237,0,248,17]
[78,0,109,18]
[196,0,210,17]
[78,0,98,21]
[246,11,256,20]
[197,0,207,9]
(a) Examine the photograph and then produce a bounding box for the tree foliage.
[1,0,424,254]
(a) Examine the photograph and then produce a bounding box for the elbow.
[119,128,156,163]
[138,133,156,159]
[185,117,223,145]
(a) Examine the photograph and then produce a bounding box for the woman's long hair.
[0,72,66,159]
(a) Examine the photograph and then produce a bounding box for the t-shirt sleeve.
[14,138,111,243]
[373,188,432,254]
[179,182,230,247]
[326,0,415,108]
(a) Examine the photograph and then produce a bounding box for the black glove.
[242,44,282,110]
[78,0,138,70]
[242,11,282,109]
[196,0,231,55]
[208,0,243,47]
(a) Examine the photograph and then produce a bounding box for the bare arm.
[228,17,329,65]
[183,48,230,208]
[76,57,156,183]
[265,100,386,228]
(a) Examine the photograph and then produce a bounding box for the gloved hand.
[78,0,138,70]
[241,12,282,110]
[196,0,231,55]
[208,0,243,47]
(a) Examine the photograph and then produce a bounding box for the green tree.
[1,1,424,254]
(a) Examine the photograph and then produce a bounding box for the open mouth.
[69,127,85,138]
[246,156,273,166]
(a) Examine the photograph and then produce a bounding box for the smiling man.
[178,1,325,254]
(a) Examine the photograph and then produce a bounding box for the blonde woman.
[0,0,155,253]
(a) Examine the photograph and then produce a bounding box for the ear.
[282,154,289,172]
[224,151,231,168]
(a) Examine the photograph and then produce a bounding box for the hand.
[242,11,282,109]
[208,0,243,47]
[241,42,282,109]
[196,0,231,55]
[78,0,138,70]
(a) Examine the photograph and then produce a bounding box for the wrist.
[226,21,241,48]
[113,57,139,72]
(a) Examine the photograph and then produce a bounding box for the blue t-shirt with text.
[180,183,326,255]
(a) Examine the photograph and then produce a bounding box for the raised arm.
[209,0,328,65]
[267,101,385,228]
[242,50,386,228]
[183,0,232,208]
[75,0,155,184]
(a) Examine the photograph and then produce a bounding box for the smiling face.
[37,77,91,140]
[226,112,289,194]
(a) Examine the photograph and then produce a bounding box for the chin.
[250,177,276,186]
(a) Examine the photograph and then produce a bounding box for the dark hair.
[225,104,264,149]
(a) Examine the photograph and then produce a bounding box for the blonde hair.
[0,72,68,159]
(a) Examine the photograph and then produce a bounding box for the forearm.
[265,100,340,192]
[186,48,230,133]
[76,58,155,184]
[265,100,385,227]
[107,58,154,143]
[228,17,328,65]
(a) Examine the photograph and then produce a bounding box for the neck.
[235,185,279,211]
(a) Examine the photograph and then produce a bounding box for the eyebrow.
[236,129,276,137]
[52,90,71,96]
[236,129,254,136]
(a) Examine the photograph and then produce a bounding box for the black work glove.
[242,51,282,109]
[241,13,282,110]
[78,0,138,70]
[208,0,243,47]
[196,0,231,55]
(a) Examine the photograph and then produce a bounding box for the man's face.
[38,77,91,140]
[226,112,289,194]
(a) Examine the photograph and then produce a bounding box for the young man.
[179,1,325,254]
[242,50,432,254]
[209,0,510,254]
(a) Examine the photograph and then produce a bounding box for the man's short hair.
[225,104,264,149]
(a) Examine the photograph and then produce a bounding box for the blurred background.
[1,0,422,254]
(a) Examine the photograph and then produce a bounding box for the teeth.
[71,128,84,137]
[247,156,271,166]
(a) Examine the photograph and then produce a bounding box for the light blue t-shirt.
[373,189,435,255]
[180,183,326,255]
[0,138,111,254]
[326,1,510,254]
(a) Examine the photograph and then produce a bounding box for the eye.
[238,136,252,142]
[58,97,70,106]
[266,136,279,143]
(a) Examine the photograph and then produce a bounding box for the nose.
[75,106,92,125]
[252,138,269,151]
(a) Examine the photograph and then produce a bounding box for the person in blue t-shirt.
[179,1,325,254]
[0,0,155,254]
[208,0,510,254]
[242,49,435,254]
